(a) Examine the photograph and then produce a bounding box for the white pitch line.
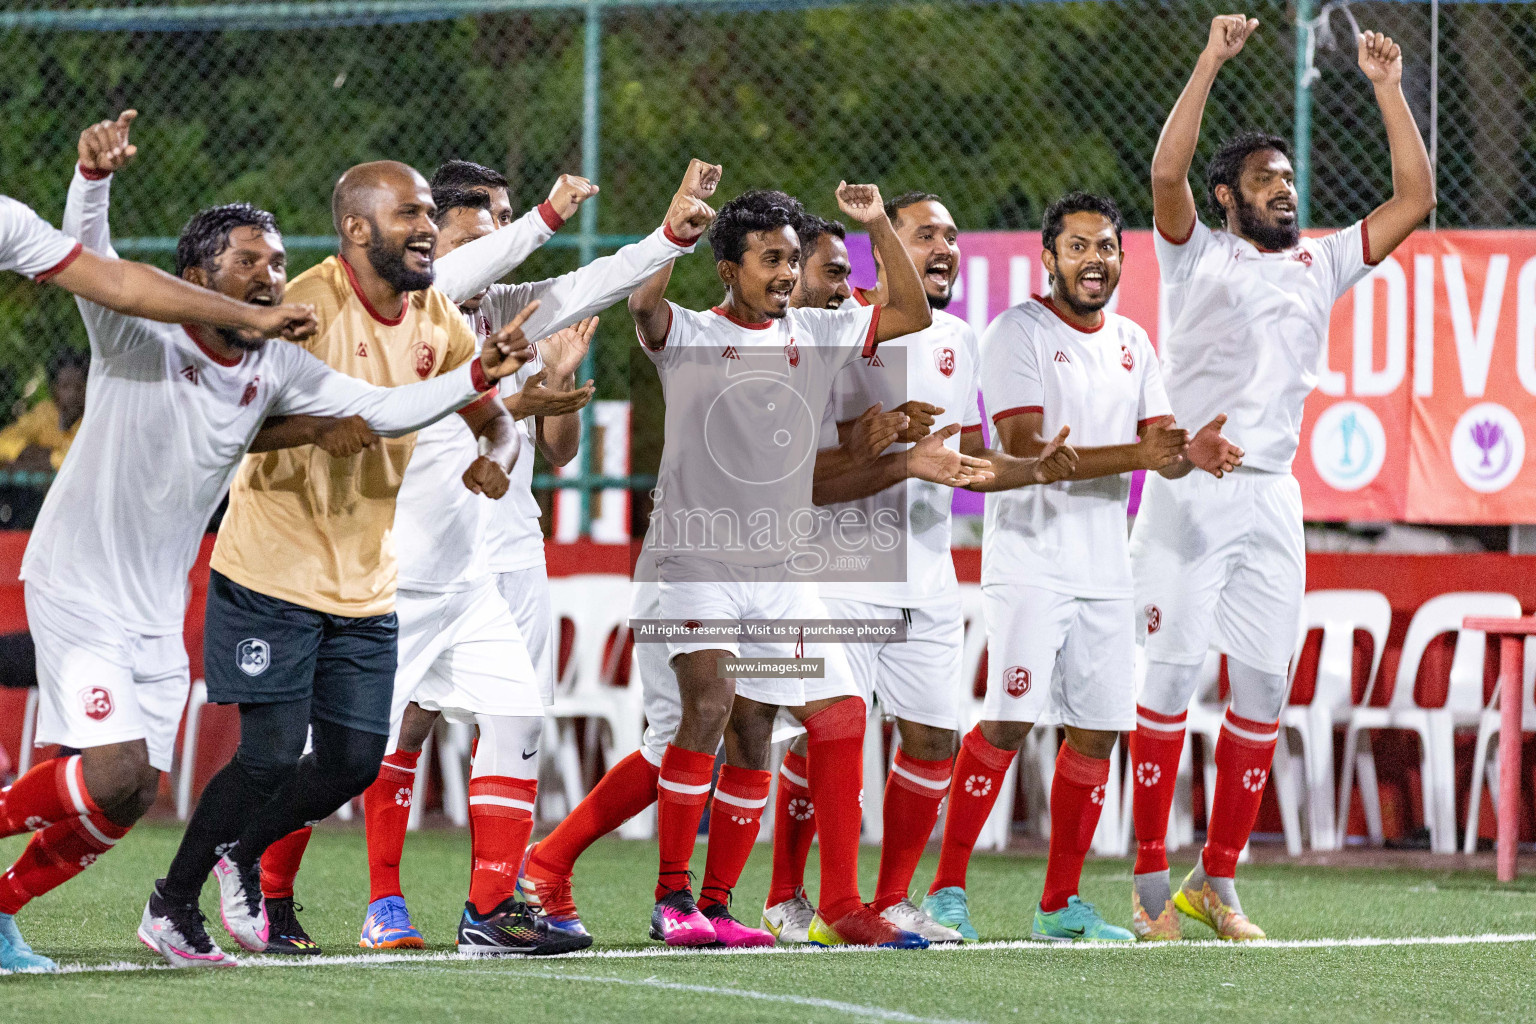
[28,929,1536,977]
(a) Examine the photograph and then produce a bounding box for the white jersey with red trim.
[644,300,879,569]
[817,299,981,608]
[1155,218,1375,473]
[979,297,1169,598]
[397,225,698,588]
[24,169,492,632]
[0,194,81,281]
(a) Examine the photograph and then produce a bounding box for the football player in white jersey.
[919,192,1236,943]
[0,113,533,972]
[763,191,1068,944]
[622,182,946,950]
[1129,17,1433,941]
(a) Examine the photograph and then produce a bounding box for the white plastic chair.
[16,685,39,775]
[1463,635,1536,853]
[545,575,645,823]
[1337,592,1519,853]
[1280,590,1391,851]
[175,679,209,821]
[956,584,1026,851]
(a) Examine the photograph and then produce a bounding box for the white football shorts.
[979,583,1136,731]
[496,564,556,705]
[390,579,544,743]
[822,596,963,731]
[1130,468,1305,676]
[27,582,190,772]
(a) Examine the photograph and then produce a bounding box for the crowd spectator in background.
[0,350,88,472]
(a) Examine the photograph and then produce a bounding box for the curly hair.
[175,203,281,277]
[1041,191,1124,253]
[1205,131,1290,220]
[708,189,806,264]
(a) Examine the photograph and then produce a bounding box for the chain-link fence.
[0,0,1532,527]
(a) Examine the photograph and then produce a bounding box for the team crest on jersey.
[79,687,113,722]
[785,341,800,368]
[1121,346,1134,371]
[413,342,437,379]
[935,347,955,377]
[1145,605,1162,635]
[1053,351,1070,364]
[180,364,201,385]
[236,638,271,677]
[239,376,260,407]
[721,346,740,360]
[1003,666,1031,698]
[1293,249,1314,267]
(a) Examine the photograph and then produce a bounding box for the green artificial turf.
[3,822,1534,1023]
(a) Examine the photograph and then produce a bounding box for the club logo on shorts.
[784,341,800,368]
[935,347,955,377]
[236,638,271,677]
[1145,605,1162,635]
[79,687,113,722]
[1003,665,1031,698]
[1121,345,1134,371]
[682,620,702,632]
[413,341,437,379]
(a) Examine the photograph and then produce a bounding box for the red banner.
[850,228,1536,524]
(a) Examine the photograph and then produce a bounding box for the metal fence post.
[1293,0,1314,229]
[574,0,603,536]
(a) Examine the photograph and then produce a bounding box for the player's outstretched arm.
[51,248,316,339]
[836,182,931,344]
[1152,14,1258,242]
[1159,412,1244,479]
[971,413,1180,489]
[434,173,596,304]
[959,423,1078,491]
[248,415,379,457]
[1358,31,1435,263]
[815,423,994,505]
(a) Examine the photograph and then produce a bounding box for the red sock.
[767,749,816,906]
[0,755,93,838]
[467,775,537,915]
[1130,705,1186,874]
[655,745,716,899]
[803,698,867,921]
[0,811,130,914]
[1203,709,1280,878]
[1040,744,1112,912]
[363,748,421,902]
[699,764,772,910]
[534,750,659,877]
[259,827,312,900]
[873,749,952,911]
[929,726,1016,894]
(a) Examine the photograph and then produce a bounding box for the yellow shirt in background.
[211,256,479,616]
[0,400,79,470]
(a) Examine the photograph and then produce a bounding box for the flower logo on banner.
[1451,402,1525,494]
[1310,401,1386,492]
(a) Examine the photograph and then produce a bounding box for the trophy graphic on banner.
[1472,419,1504,468]
[1339,410,1359,468]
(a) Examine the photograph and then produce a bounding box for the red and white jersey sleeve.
[0,195,81,282]
[818,307,979,607]
[979,298,1165,598]
[1155,217,1376,473]
[645,300,876,568]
